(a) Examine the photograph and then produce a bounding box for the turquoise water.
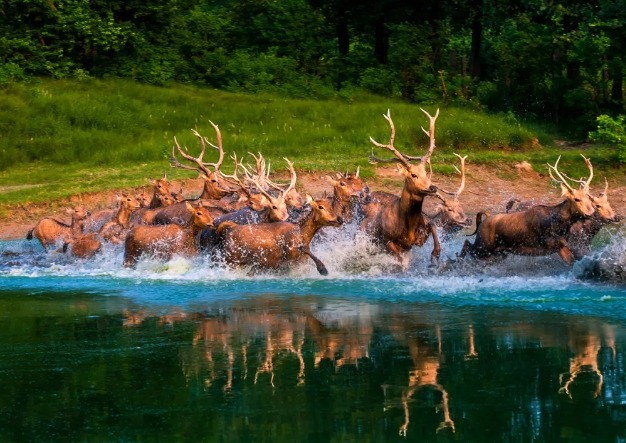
[1,236,626,442]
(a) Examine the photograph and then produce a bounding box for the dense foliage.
[1,0,624,133]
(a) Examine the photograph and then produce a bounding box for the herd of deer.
[25,109,620,273]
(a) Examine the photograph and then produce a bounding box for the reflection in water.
[1,291,626,442]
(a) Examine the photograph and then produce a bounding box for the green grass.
[0,78,621,208]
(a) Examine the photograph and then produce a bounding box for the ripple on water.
[2,225,626,319]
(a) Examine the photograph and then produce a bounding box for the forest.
[2,0,625,135]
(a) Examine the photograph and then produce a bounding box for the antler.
[169,122,225,174]
[547,155,575,192]
[218,154,250,196]
[438,154,467,198]
[281,158,297,198]
[420,107,440,164]
[369,110,411,169]
[581,154,593,190]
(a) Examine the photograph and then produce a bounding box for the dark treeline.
[2,0,625,131]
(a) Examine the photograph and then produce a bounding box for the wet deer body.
[326,167,368,224]
[123,202,215,267]
[27,207,90,252]
[460,156,597,264]
[359,109,439,264]
[216,197,343,275]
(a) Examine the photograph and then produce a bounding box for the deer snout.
[336,216,344,225]
[464,217,472,227]
[86,211,91,217]
[364,186,370,194]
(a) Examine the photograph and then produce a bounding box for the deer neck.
[396,186,425,232]
[148,190,162,209]
[115,204,134,228]
[552,200,583,235]
[71,218,85,237]
[298,213,322,246]
[332,195,353,221]
[200,181,230,200]
[181,221,204,253]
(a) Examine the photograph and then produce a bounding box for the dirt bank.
[3,162,624,241]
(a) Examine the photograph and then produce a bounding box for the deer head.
[306,195,344,227]
[435,154,472,228]
[547,156,595,218]
[591,178,619,222]
[136,187,152,208]
[117,192,141,210]
[325,167,368,201]
[245,157,298,222]
[369,109,439,198]
[66,206,90,221]
[148,174,170,196]
[184,202,216,229]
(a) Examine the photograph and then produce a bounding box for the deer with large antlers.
[459,156,597,264]
[123,202,215,267]
[505,162,620,260]
[359,109,440,265]
[215,195,343,275]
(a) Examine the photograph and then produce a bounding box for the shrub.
[589,114,626,162]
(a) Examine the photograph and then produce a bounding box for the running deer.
[129,193,175,226]
[216,195,343,275]
[124,202,215,267]
[460,156,596,264]
[27,206,91,251]
[99,193,142,243]
[171,182,186,202]
[325,167,368,224]
[506,173,619,260]
[169,123,236,202]
[359,109,439,265]
[147,174,172,209]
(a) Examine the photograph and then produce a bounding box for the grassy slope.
[0,79,618,210]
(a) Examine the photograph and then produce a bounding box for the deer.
[136,187,152,208]
[171,182,186,203]
[324,167,369,224]
[506,171,620,260]
[123,202,216,267]
[169,123,239,205]
[359,109,440,265]
[99,193,142,243]
[215,195,343,275]
[459,156,597,264]
[146,174,172,209]
[128,193,176,226]
[26,206,91,252]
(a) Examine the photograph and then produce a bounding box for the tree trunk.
[374,15,388,64]
[337,6,349,57]
[469,2,483,79]
[450,49,457,77]
[610,58,624,110]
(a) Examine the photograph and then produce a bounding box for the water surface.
[1,238,626,442]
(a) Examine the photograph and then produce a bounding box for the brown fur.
[460,185,596,264]
[99,194,142,244]
[147,175,171,209]
[124,202,215,267]
[216,197,343,275]
[326,169,368,224]
[129,193,175,226]
[28,206,90,252]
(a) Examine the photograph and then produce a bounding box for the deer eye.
[596,205,601,209]
[272,206,277,210]
[411,174,417,178]
[318,205,325,210]
[212,180,217,183]
[340,182,345,187]
[574,198,581,202]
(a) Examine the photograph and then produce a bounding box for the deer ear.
[323,175,337,185]
[560,183,571,197]
[185,202,194,212]
[66,208,73,214]
[305,194,313,206]
[116,194,122,201]
[149,177,156,185]
[395,164,406,176]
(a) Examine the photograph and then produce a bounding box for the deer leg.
[299,245,328,276]
[458,240,472,259]
[545,236,575,265]
[429,224,441,263]
[386,241,407,265]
